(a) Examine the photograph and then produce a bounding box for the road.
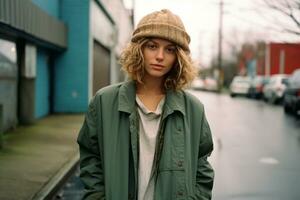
[53,90,300,200]
[189,90,300,200]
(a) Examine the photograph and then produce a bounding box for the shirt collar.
[118,80,186,116]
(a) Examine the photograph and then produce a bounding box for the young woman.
[77,9,214,200]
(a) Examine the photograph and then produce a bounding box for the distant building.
[238,42,300,77]
[0,0,133,132]
[264,43,300,75]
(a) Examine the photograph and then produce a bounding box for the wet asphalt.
[54,90,300,200]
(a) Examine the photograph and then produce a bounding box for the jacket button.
[177,160,183,167]
[128,194,133,199]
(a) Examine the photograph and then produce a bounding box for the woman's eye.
[146,43,157,49]
[166,47,176,53]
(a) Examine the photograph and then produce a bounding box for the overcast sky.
[125,0,300,67]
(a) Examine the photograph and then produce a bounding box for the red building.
[238,42,300,76]
[265,43,300,75]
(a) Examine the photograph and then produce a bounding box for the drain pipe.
[0,104,3,149]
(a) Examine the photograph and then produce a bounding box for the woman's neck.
[136,76,165,96]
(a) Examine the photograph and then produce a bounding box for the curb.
[32,153,79,200]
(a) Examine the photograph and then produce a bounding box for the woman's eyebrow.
[148,39,157,44]
[166,44,176,47]
[148,39,175,47]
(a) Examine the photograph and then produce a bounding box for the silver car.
[263,74,289,104]
[230,76,251,97]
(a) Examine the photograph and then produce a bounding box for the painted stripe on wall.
[35,48,50,118]
[54,0,90,112]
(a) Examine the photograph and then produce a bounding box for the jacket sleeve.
[194,111,214,200]
[77,98,105,200]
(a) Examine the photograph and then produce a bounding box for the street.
[55,90,300,200]
[189,90,300,200]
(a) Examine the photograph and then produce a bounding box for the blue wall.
[31,0,90,113]
[31,0,60,18]
[35,48,50,118]
[54,0,90,112]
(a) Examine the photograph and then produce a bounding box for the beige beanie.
[131,9,191,52]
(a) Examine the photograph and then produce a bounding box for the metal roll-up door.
[93,41,110,95]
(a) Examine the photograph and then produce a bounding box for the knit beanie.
[131,9,190,52]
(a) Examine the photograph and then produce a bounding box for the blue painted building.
[0,0,133,131]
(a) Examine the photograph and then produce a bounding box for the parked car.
[263,74,289,104]
[248,76,269,99]
[283,69,300,115]
[204,77,218,92]
[230,76,251,97]
[191,78,205,90]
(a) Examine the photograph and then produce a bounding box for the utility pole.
[217,0,224,91]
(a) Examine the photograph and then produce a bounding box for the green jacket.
[77,81,214,200]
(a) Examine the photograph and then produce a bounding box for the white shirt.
[136,96,165,200]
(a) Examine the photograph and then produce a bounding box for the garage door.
[93,41,110,95]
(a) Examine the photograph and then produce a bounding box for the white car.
[230,76,251,97]
[204,77,218,92]
[191,78,205,90]
[263,74,289,103]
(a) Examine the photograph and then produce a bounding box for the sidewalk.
[0,114,84,200]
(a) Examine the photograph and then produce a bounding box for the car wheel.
[263,95,268,102]
[268,94,277,104]
[230,93,236,97]
[284,104,292,114]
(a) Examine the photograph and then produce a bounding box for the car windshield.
[281,78,288,84]
[291,70,300,81]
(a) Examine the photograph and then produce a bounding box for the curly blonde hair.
[119,38,197,91]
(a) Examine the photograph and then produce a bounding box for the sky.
[124,0,300,67]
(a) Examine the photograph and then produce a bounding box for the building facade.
[238,42,300,77]
[264,43,300,75]
[0,0,133,132]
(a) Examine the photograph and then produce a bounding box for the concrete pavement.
[0,114,84,200]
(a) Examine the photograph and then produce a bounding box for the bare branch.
[261,0,300,35]
[283,0,292,10]
[283,28,300,35]
[289,13,300,28]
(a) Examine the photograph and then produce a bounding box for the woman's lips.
[151,64,164,70]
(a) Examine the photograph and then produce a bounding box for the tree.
[259,0,300,36]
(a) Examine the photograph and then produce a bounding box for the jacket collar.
[118,80,186,116]
[118,81,136,114]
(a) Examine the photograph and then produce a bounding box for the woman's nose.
[155,48,164,62]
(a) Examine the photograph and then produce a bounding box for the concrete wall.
[102,0,133,56]
[0,46,17,131]
[93,0,133,84]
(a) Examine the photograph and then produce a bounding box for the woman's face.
[142,38,177,80]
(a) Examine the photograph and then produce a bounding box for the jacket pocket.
[156,132,186,199]
[155,169,186,200]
